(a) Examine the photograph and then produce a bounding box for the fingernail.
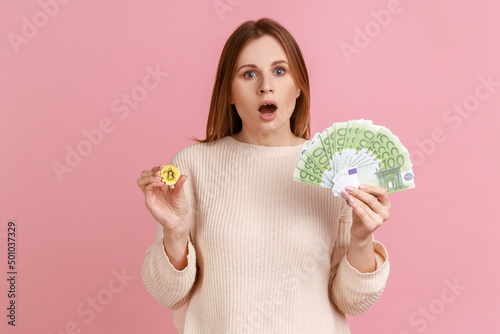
[349,197,356,206]
[346,186,353,192]
[359,185,367,190]
[155,177,162,181]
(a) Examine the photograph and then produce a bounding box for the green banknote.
[293,119,415,202]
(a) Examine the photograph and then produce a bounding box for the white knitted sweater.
[142,135,390,333]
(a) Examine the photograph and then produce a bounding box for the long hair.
[188,18,311,144]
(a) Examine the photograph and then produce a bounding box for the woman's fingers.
[144,179,167,193]
[342,190,379,221]
[347,196,382,223]
[344,186,383,213]
[347,196,384,240]
[343,184,391,221]
[151,165,164,173]
[141,170,156,178]
[172,174,186,193]
[137,165,189,233]
[138,166,184,204]
[358,184,391,209]
[140,165,165,178]
[138,165,167,187]
[137,175,162,191]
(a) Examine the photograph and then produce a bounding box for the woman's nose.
[258,74,274,94]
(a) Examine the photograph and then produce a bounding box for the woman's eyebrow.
[236,60,288,72]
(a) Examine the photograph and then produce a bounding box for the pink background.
[1,0,499,333]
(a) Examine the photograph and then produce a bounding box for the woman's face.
[229,35,301,141]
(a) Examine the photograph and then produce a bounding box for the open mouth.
[258,103,277,114]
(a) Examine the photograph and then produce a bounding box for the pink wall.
[1,0,499,333]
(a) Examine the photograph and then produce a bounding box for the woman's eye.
[244,71,256,78]
[243,68,285,78]
[274,68,285,76]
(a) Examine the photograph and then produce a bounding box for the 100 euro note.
[293,120,415,202]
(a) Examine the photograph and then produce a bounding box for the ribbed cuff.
[339,240,390,288]
[160,234,196,273]
[331,241,390,316]
[143,235,197,308]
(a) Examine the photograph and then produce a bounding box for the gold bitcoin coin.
[160,164,180,185]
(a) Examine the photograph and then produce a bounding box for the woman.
[138,18,391,333]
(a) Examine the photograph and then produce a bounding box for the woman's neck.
[231,130,306,147]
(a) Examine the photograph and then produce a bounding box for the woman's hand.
[137,165,190,235]
[342,184,391,241]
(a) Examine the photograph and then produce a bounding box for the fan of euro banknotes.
[293,119,415,203]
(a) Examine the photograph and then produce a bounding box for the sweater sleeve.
[141,151,199,310]
[328,201,390,316]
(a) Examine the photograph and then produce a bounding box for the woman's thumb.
[173,174,188,198]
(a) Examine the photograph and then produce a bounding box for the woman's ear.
[296,88,301,99]
[229,94,234,104]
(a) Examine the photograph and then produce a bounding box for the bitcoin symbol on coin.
[160,164,180,185]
